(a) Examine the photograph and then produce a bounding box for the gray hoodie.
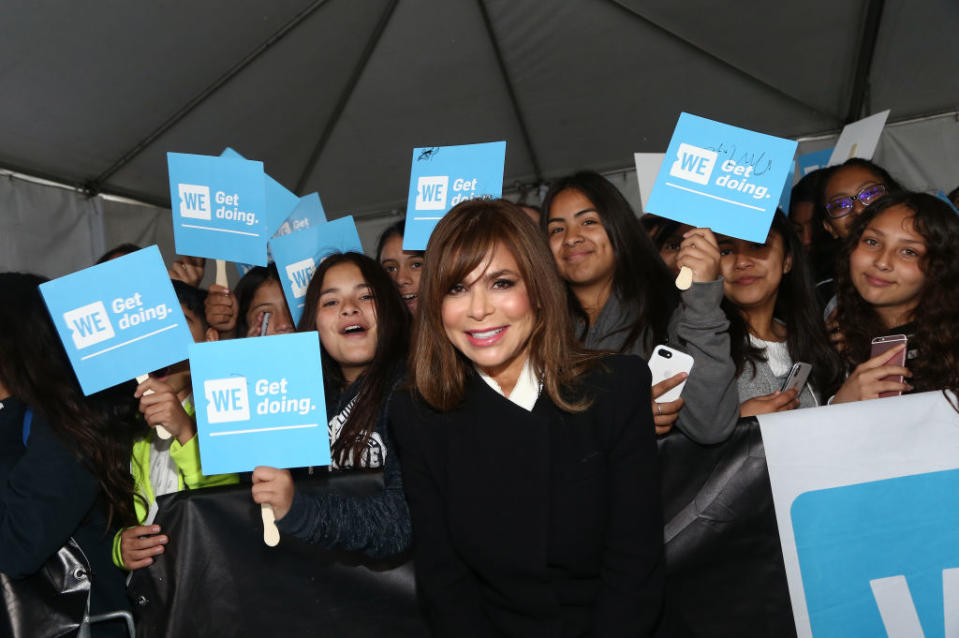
[578,279,739,445]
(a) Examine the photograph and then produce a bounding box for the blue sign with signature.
[167,152,268,265]
[792,469,959,637]
[39,246,194,395]
[403,141,507,250]
[645,113,798,243]
[189,332,330,474]
[269,215,364,325]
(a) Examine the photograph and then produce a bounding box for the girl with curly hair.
[831,192,959,403]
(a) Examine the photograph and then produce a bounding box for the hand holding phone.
[870,334,908,398]
[780,362,812,395]
[648,345,694,403]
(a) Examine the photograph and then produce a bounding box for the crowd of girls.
[3,157,959,636]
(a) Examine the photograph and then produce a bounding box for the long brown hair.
[0,273,140,530]
[411,198,598,412]
[297,253,409,466]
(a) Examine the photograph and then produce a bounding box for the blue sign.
[269,216,364,325]
[797,147,833,177]
[274,192,327,239]
[792,469,959,637]
[189,332,330,474]
[220,147,299,239]
[779,160,796,214]
[403,141,507,250]
[645,113,798,243]
[39,246,194,395]
[936,190,959,216]
[167,152,268,265]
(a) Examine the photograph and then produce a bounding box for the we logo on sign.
[204,377,250,423]
[63,302,116,349]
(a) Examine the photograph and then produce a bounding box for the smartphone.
[870,334,908,398]
[780,362,812,395]
[648,345,694,403]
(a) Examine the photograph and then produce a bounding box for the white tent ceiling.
[1,0,957,220]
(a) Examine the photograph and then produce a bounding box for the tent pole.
[844,0,886,123]
[86,0,332,196]
[294,0,399,194]
[476,0,543,183]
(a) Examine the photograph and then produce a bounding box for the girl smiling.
[832,192,959,403]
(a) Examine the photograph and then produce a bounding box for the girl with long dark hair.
[391,199,665,636]
[204,264,295,339]
[251,252,411,558]
[831,192,959,403]
[542,170,738,443]
[0,273,139,635]
[716,212,843,416]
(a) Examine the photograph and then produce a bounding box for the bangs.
[430,213,507,293]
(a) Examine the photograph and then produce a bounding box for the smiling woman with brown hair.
[390,199,666,637]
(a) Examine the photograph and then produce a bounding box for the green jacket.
[112,421,238,569]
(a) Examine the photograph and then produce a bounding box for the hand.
[676,228,721,283]
[120,525,167,570]
[251,466,295,521]
[740,388,800,417]
[651,372,687,435]
[168,256,206,288]
[831,344,912,404]
[205,284,238,336]
[135,377,196,444]
[825,308,845,353]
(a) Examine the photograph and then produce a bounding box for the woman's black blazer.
[390,354,665,637]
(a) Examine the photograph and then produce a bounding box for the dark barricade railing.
[129,418,795,638]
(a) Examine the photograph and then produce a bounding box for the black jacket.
[390,354,665,637]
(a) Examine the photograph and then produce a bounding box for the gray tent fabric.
[1,1,957,216]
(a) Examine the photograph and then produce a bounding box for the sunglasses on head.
[824,184,887,218]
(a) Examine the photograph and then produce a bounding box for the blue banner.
[39,246,194,395]
[274,192,328,239]
[645,113,798,243]
[269,216,364,325]
[189,332,330,475]
[403,141,506,250]
[167,152,269,265]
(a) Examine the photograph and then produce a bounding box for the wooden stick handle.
[135,374,172,440]
[261,503,280,547]
[675,265,693,291]
[215,259,228,288]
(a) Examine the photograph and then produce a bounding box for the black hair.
[95,243,141,264]
[948,185,959,207]
[171,279,208,325]
[721,211,843,397]
[233,264,281,338]
[542,170,677,354]
[0,272,141,529]
[375,218,426,264]
[297,252,410,467]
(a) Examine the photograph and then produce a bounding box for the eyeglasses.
[824,184,887,218]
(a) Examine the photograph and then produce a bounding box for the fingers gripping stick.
[675,266,693,291]
[136,374,172,440]
[262,504,280,547]
[215,259,229,289]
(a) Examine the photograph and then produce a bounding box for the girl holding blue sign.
[0,273,137,636]
[542,171,739,445]
[251,252,412,558]
[716,212,843,415]
[390,199,665,636]
[831,192,959,403]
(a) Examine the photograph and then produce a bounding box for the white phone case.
[648,345,694,403]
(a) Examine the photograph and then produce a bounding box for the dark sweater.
[0,397,130,634]
[277,375,412,558]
